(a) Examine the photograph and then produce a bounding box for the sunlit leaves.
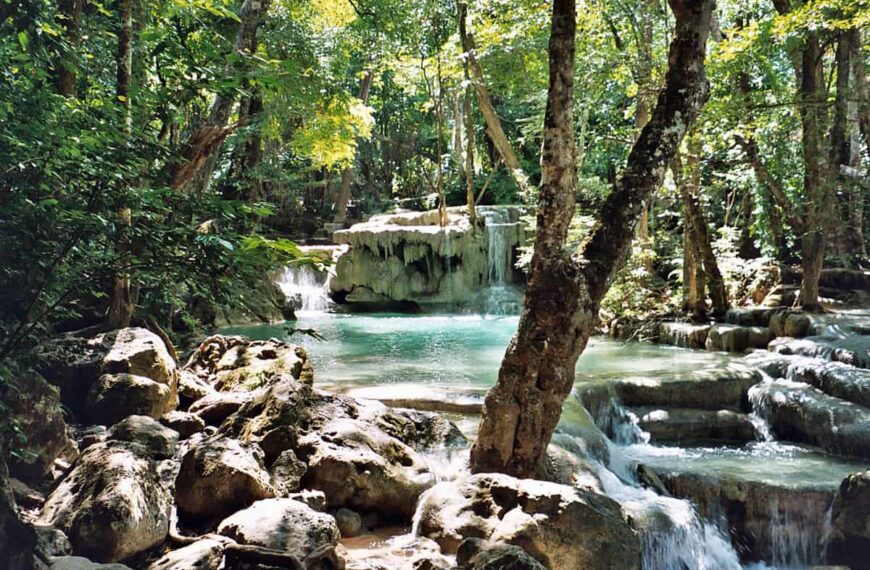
[290,96,374,169]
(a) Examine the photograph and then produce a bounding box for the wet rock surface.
[827,470,870,568]
[636,407,756,444]
[750,379,870,458]
[652,468,835,566]
[415,473,641,570]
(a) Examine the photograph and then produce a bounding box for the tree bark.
[464,85,477,225]
[457,0,532,197]
[168,0,271,192]
[334,70,373,223]
[54,0,81,97]
[681,134,729,317]
[470,0,713,477]
[831,29,865,259]
[796,30,828,311]
[107,0,134,329]
[675,156,706,319]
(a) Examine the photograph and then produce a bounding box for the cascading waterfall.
[276,264,333,313]
[480,208,523,315]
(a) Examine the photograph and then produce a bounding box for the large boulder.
[300,418,435,520]
[785,360,870,408]
[6,372,77,481]
[32,327,178,416]
[415,473,641,570]
[216,498,342,569]
[183,335,314,391]
[106,415,178,460]
[39,442,171,563]
[637,407,756,444]
[85,373,174,425]
[218,378,455,521]
[174,435,275,520]
[828,470,870,568]
[159,411,205,439]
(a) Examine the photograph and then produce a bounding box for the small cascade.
[481,208,516,286]
[767,498,832,568]
[747,371,777,442]
[595,447,744,570]
[276,264,333,314]
[443,228,454,310]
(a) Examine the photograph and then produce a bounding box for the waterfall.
[592,446,744,570]
[443,228,454,310]
[482,208,515,286]
[767,498,832,568]
[276,264,332,314]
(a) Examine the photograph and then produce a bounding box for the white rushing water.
[276,264,333,314]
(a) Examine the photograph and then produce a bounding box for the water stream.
[225,313,864,569]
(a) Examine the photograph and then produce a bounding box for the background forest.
[0,0,868,352]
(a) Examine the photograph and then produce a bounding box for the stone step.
[705,324,773,353]
[747,353,870,409]
[769,335,870,369]
[750,379,870,459]
[628,442,864,567]
[578,366,762,415]
[652,468,836,566]
[633,407,756,444]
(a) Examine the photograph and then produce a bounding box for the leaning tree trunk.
[469,0,713,477]
[334,70,374,224]
[168,0,271,192]
[456,0,532,197]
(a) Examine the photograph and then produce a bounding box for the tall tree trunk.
[833,29,865,259]
[797,30,828,311]
[334,70,373,224]
[681,134,729,317]
[168,0,271,191]
[54,0,81,96]
[107,0,134,329]
[456,0,532,197]
[470,0,713,477]
[453,94,465,178]
[676,156,706,319]
[464,85,476,225]
[634,1,656,273]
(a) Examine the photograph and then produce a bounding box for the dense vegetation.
[1,0,867,354]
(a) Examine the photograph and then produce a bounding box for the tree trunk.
[676,156,706,320]
[797,30,828,311]
[168,0,271,191]
[470,0,713,477]
[681,134,729,317]
[464,85,476,225]
[107,0,134,329]
[334,70,373,224]
[457,0,532,197]
[54,0,81,97]
[832,29,865,259]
